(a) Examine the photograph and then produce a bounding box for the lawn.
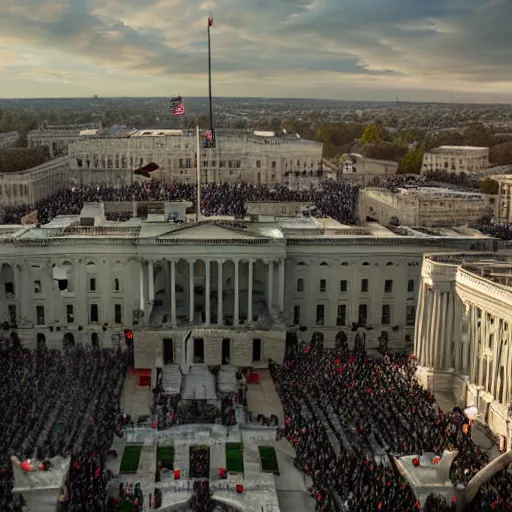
[258,446,279,474]
[119,446,142,474]
[157,446,174,469]
[225,442,244,474]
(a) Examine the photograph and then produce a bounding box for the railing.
[457,267,512,306]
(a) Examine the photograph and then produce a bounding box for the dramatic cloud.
[0,0,511,100]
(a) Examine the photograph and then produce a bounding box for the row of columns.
[414,283,461,370]
[139,258,285,327]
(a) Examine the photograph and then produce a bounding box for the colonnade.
[139,257,285,327]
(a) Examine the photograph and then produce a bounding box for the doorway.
[189,446,210,479]
[285,331,298,360]
[163,338,174,364]
[221,338,231,365]
[193,338,204,363]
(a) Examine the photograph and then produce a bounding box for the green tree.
[480,177,499,195]
[398,143,425,174]
[360,125,383,145]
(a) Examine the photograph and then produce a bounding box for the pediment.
[157,222,268,241]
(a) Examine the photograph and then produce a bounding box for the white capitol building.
[2,200,511,444]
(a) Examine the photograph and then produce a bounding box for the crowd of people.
[1,180,360,226]
[271,342,512,511]
[0,337,126,511]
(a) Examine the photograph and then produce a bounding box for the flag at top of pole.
[208,14,214,27]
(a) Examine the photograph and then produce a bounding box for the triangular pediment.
[157,222,269,241]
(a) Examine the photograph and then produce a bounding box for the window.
[407,279,415,293]
[8,305,16,323]
[34,280,41,294]
[66,305,74,324]
[316,305,325,326]
[358,304,368,325]
[384,280,393,293]
[272,161,276,169]
[362,262,370,266]
[361,279,369,293]
[5,282,14,295]
[113,278,120,292]
[92,333,99,348]
[252,338,261,361]
[293,305,301,325]
[297,278,304,292]
[337,305,346,326]
[114,304,122,324]
[36,306,45,325]
[406,306,416,326]
[90,304,99,323]
[320,279,326,292]
[341,262,349,266]
[340,280,348,292]
[89,278,96,292]
[256,160,261,168]
[381,305,391,325]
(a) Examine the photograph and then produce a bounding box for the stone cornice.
[457,268,512,309]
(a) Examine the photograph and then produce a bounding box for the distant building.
[338,153,398,186]
[0,131,19,148]
[493,174,512,222]
[422,145,490,174]
[0,157,69,206]
[359,187,494,228]
[66,130,323,186]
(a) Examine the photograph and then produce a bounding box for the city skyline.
[0,0,511,102]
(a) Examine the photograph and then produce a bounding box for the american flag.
[171,102,185,116]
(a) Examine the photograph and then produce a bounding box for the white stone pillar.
[217,260,223,325]
[189,260,195,323]
[420,288,431,366]
[148,260,154,304]
[205,260,211,325]
[267,261,274,309]
[234,259,239,326]
[171,260,176,327]
[414,283,426,358]
[247,259,253,324]
[278,258,285,312]
[139,260,145,311]
[430,291,441,368]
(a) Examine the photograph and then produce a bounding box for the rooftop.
[432,145,489,152]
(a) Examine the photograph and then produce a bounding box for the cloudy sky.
[0,0,511,101]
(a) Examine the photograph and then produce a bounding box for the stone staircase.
[182,365,217,401]
[217,366,238,394]
[162,364,182,395]
[173,443,191,480]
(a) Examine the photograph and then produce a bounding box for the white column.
[205,260,211,325]
[278,258,285,312]
[247,259,253,324]
[267,261,274,309]
[171,260,176,327]
[139,260,145,311]
[430,291,441,368]
[148,260,154,304]
[414,283,426,358]
[217,260,223,325]
[234,260,239,326]
[189,260,195,323]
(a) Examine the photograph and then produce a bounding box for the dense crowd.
[1,180,360,226]
[476,221,512,241]
[0,337,126,511]
[271,341,512,511]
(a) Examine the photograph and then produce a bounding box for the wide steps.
[182,365,217,401]
[162,364,182,395]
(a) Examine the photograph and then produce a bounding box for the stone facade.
[495,175,512,222]
[414,253,512,446]
[338,153,399,186]
[0,204,497,367]
[65,131,323,186]
[0,157,70,206]
[359,187,495,228]
[422,145,490,174]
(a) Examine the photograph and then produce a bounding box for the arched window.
[386,262,394,266]
[362,262,370,266]
[63,332,75,349]
[341,262,349,266]
[297,262,307,266]
[320,262,328,266]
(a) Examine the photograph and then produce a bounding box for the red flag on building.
[208,14,213,27]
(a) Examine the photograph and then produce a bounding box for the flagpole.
[207,15,214,140]
[196,124,201,221]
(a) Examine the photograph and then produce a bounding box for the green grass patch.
[157,446,174,469]
[119,446,142,474]
[258,446,279,474]
[226,443,244,474]
[116,501,135,512]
